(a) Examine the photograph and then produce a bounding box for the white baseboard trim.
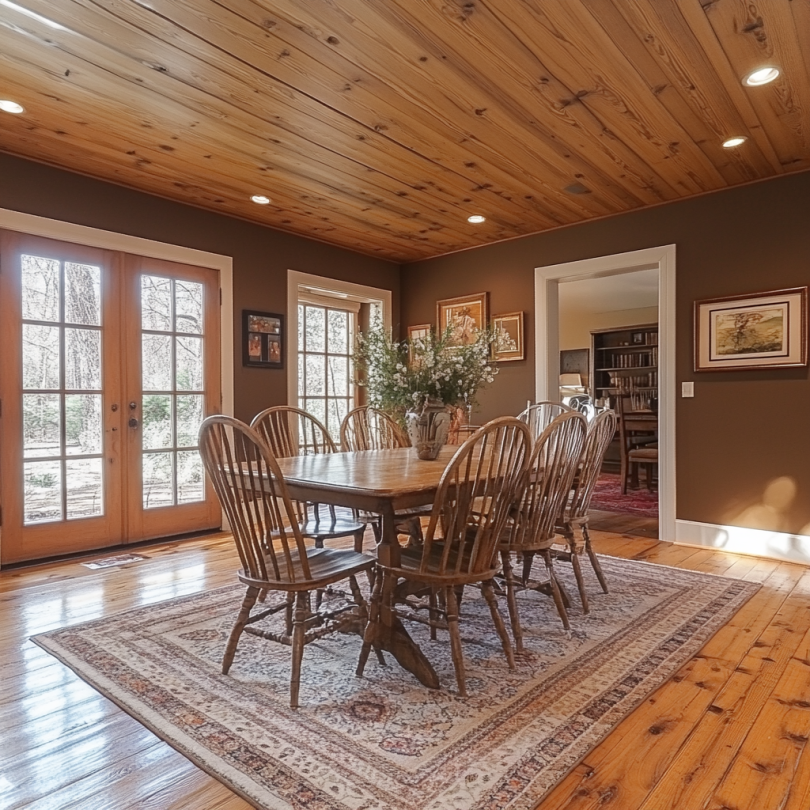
[675,519,810,566]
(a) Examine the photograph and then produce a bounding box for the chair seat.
[241,546,375,591]
[628,447,658,461]
[299,515,366,540]
[380,540,498,585]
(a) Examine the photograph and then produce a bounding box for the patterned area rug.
[34,557,757,810]
[591,472,659,518]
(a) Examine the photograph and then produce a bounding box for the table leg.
[375,504,439,689]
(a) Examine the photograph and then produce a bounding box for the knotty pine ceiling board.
[0,0,807,261]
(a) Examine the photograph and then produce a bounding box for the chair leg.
[222,585,260,675]
[620,452,629,495]
[428,588,438,641]
[584,524,609,594]
[284,592,294,636]
[290,591,308,709]
[521,550,535,586]
[353,528,365,553]
[356,571,384,677]
[568,535,590,615]
[542,550,570,632]
[445,586,466,697]
[482,579,515,669]
[501,550,524,653]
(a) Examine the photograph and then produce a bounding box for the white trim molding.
[286,270,392,408]
[0,207,235,417]
[676,519,810,566]
[534,245,677,542]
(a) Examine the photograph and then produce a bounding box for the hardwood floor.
[2,529,809,809]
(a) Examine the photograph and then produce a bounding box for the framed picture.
[492,311,524,361]
[436,292,488,347]
[407,324,431,342]
[694,287,807,371]
[242,310,284,368]
[632,331,645,344]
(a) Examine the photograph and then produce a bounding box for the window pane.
[65,262,101,326]
[66,394,102,455]
[65,328,101,390]
[304,398,326,427]
[305,354,325,396]
[142,395,173,449]
[298,354,305,397]
[305,306,325,352]
[23,394,61,458]
[175,280,203,334]
[327,397,349,439]
[23,324,60,390]
[177,395,203,447]
[24,460,62,524]
[176,336,203,391]
[298,304,304,351]
[327,309,349,354]
[327,356,348,396]
[142,334,172,391]
[66,458,103,519]
[141,275,172,331]
[22,254,60,322]
[143,452,174,508]
[177,451,204,503]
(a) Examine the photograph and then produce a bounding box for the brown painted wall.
[401,172,810,534]
[0,153,400,422]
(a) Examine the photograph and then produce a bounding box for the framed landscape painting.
[694,287,807,371]
[436,292,488,347]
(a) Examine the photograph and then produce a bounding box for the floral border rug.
[33,556,758,810]
[591,472,659,518]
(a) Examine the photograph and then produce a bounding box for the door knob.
[129,417,139,428]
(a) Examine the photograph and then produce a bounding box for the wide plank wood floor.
[1,529,809,809]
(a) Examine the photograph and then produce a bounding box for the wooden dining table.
[275,445,460,689]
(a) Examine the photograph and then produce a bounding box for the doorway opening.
[534,245,676,542]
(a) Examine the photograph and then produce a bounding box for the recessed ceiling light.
[0,0,67,30]
[722,136,747,148]
[0,99,25,114]
[743,66,780,86]
[467,214,485,224]
[564,182,591,195]
[251,195,271,205]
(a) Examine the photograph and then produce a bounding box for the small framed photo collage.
[243,310,284,368]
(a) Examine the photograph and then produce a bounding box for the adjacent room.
[1,2,809,809]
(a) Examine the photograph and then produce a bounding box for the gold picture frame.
[694,287,808,371]
[436,292,488,347]
[492,311,524,362]
[407,323,431,342]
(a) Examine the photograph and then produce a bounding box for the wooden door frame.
[534,244,676,542]
[0,208,234,567]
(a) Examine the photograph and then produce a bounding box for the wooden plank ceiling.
[0,0,808,261]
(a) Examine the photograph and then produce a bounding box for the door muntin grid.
[298,303,355,440]
[21,254,104,524]
[140,275,206,508]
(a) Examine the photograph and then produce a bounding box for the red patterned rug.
[591,472,659,518]
[33,557,757,809]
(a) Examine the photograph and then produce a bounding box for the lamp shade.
[559,373,582,386]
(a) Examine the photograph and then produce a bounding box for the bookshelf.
[590,323,658,411]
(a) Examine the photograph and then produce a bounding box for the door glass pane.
[176,395,203,447]
[298,304,304,350]
[65,328,101,390]
[305,354,325,396]
[65,394,103,455]
[327,309,348,354]
[304,398,326,426]
[22,324,61,390]
[176,336,203,391]
[141,275,173,331]
[298,354,305,397]
[175,280,203,334]
[142,334,173,390]
[143,452,174,508]
[305,306,325,352]
[66,458,103,519]
[65,262,101,326]
[23,394,61,458]
[24,460,62,523]
[21,254,60,322]
[327,398,349,439]
[327,356,348,396]
[177,451,204,503]
[142,395,173,449]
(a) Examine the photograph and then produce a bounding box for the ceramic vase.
[405,399,452,460]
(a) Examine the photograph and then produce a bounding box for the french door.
[0,232,221,564]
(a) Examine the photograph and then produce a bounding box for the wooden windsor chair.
[518,401,573,439]
[616,396,658,494]
[340,405,425,543]
[251,406,368,552]
[498,411,587,650]
[356,417,532,696]
[198,415,376,708]
[555,408,618,613]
